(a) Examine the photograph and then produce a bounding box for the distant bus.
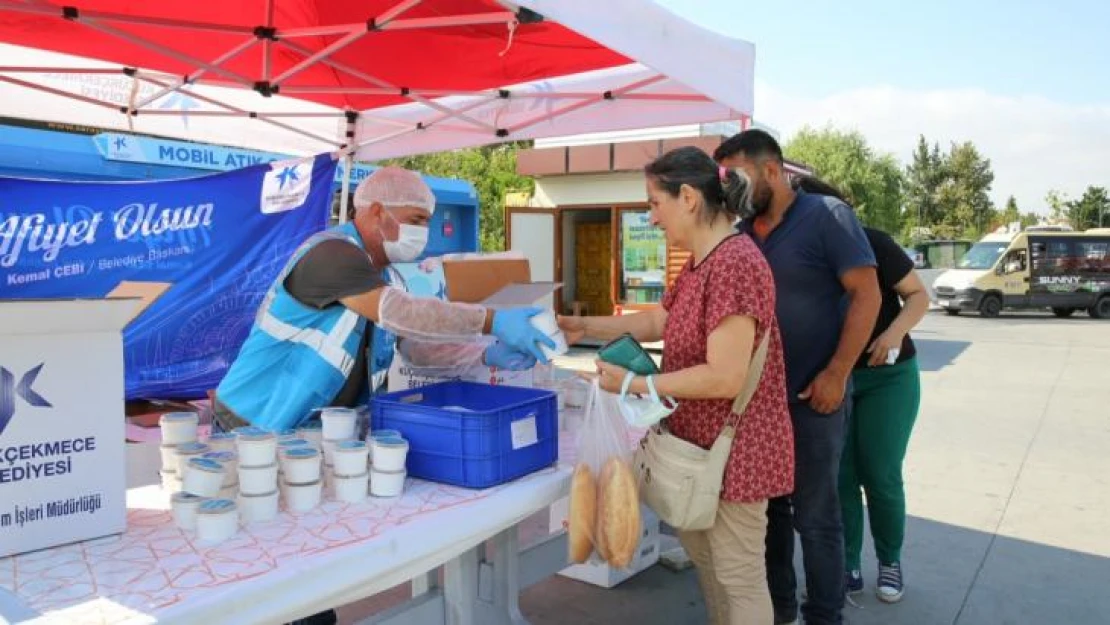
[932,230,1110,319]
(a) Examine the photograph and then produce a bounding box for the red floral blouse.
[661,234,794,502]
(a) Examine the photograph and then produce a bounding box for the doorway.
[560,208,613,316]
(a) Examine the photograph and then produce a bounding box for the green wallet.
[597,333,660,376]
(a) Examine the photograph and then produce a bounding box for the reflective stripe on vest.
[252,226,365,377]
[256,305,360,377]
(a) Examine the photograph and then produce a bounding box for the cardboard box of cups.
[158,408,409,544]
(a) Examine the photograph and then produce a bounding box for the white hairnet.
[353,166,436,214]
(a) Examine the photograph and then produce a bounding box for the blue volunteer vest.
[216,222,395,431]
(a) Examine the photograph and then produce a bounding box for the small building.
[510,126,811,316]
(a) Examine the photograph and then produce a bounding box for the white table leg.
[411,570,437,598]
[475,527,530,625]
[443,547,479,625]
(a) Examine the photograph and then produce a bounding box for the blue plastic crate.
[369,381,559,489]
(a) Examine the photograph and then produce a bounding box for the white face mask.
[618,372,678,428]
[381,212,429,263]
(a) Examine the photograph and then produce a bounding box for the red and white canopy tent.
[0,0,756,211]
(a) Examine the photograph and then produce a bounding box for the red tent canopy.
[0,1,755,158]
[0,0,631,111]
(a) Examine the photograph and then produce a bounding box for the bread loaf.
[598,457,641,569]
[594,461,612,562]
[568,462,597,564]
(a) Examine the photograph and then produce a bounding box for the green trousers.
[839,356,921,570]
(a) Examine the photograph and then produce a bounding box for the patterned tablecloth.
[0,438,579,625]
[0,409,642,625]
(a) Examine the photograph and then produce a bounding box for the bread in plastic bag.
[568,463,596,564]
[567,379,640,568]
[598,456,640,568]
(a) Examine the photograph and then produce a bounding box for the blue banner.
[0,154,337,399]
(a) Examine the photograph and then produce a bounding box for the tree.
[1020,211,1041,229]
[1067,186,1110,230]
[1000,195,1021,226]
[784,125,905,234]
[936,141,995,237]
[1045,189,1069,223]
[904,135,946,230]
[383,143,533,251]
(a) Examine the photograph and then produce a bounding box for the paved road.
[336,312,1109,624]
[517,312,1110,625]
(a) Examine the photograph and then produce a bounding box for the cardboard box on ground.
[549,497,662,588]
[387,252,560,392]
[0,281,169,558]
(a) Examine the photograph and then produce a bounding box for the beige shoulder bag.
[632,329,771,531]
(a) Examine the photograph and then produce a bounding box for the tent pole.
[77,18,253,86]
[133,37,258,109]
[274,11,511,38]
[272,30,365,85]
[279,39,498,132]
[262,0,274,81]
[508,74,667,134]
[0,2,252,34]
[339,154,353,225]
[0,74,120,109]
[376,0,424,26]
[338,110,359,224]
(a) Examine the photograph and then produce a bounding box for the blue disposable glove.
[490,307,557,364]
[483,341,538,371]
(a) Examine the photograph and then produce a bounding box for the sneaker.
[845,569,864,595]
[877,562,904,603]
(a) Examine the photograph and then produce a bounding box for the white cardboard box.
[386,359,536,392]
[0,288,158,558]
[549,496,662,588]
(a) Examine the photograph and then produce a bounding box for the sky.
[657,0,1110,214]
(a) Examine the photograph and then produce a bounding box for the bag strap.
[724,326,772,430]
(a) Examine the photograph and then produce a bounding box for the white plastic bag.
[576,379,633,473]
[567,380,640,568]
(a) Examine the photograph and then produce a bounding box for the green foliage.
[783,125,905,234]
[999,195,1020,225]
[381,143,533,251]
[1045,189,1069,222]
[903,136,996,239]
[904,135,946,229]
[1020,212,1041,229]
[1067,186,1110,230]
[937,141,996,235]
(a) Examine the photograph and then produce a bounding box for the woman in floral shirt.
[560,147,794,624]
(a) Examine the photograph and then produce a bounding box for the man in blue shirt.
[716,130,881,625]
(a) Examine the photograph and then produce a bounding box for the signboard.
[94,132,374,185]
[620,210,665,304]
[0,154,336,399]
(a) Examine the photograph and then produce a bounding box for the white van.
[933,228,1110,318]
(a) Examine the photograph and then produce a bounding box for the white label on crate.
[510,415,539,450]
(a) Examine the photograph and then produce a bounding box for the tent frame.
[0,0,716,155]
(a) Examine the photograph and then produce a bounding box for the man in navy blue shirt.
[716,130,881,625]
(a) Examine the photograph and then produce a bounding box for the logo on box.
[0,364,52,436]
